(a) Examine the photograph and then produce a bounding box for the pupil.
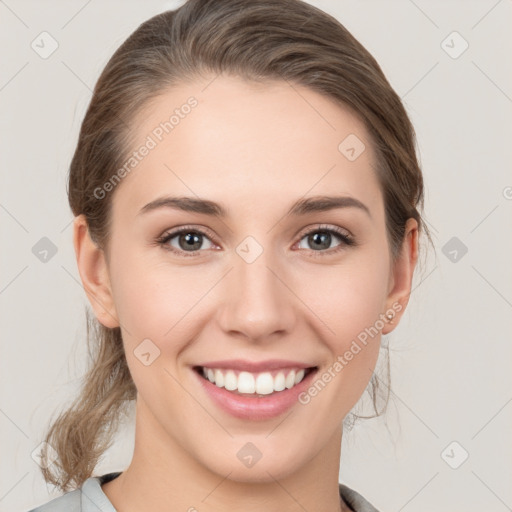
[311,232,330,250]
[181,232,201,250]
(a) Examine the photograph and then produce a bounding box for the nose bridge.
[217,238,295,340]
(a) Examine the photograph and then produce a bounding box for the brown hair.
[40,0,432,491]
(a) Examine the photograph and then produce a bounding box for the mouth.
[193,365,318,397]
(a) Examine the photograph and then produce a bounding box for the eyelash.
[154,224,356,258]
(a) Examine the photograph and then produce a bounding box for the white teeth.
[199,367,310,395]
[255,372,274,395]
[285,370,296,389]
[274,372,286,392]
[294,369,305,385]
[224,370,237,391]
[238,371,255,393]
[214,369,224,388]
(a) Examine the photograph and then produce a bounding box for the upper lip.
[195,359,317,373]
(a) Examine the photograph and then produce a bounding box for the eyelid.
[292,223,356,256]
[158,224,218,243]
[295,223,353,240]
[155,224,219,257]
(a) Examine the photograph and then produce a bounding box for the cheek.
[294,254,389,404]
[108,247,218,354]
[300,252,390,344]
[293,261,388,422]
[108,245,168,338]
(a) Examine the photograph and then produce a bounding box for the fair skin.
[74,74,418,512]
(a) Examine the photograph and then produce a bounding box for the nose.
[216,247,296,343]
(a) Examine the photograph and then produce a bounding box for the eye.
[155,226,216,257]
[155,224,356,258]
[295,224,355,256]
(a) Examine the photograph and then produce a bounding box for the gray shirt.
[27,472,380,512]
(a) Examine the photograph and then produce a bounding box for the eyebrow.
[138,194,371,218]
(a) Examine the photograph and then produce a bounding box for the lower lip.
[193,367,318,421]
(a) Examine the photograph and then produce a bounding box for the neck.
[102,397,349,512]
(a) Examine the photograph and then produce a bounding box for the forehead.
[112,74,383,220]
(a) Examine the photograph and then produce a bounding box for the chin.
[196,439,310,483]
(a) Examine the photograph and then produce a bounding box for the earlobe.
[73,214,119,329]
[381,218,419,335]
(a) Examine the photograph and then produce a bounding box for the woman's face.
[78,74,417,482]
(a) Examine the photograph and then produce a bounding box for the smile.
[195,366,316,396]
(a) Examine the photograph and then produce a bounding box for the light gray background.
[1,1,511,511]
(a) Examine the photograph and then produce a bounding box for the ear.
[73,214,119,328]
[381,218,419,335]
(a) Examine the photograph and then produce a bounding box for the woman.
[29,0,430,510]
